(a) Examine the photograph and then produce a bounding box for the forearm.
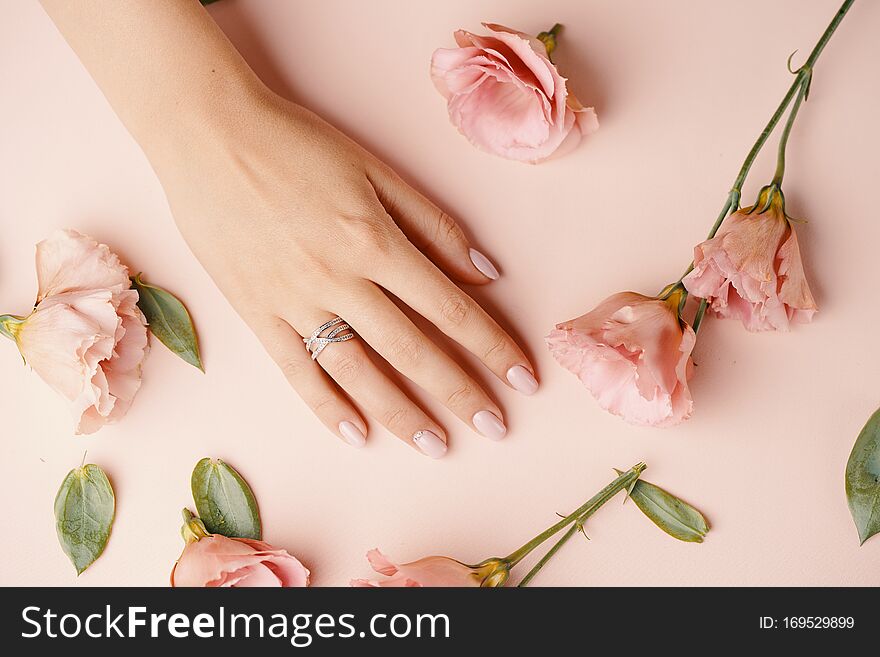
[39,0,271,173]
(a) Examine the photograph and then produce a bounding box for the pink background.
[1,0,879,586]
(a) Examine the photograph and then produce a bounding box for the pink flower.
[171,533,310,588]
[546,292,695,427]
[682,185,817,331]
[430,23,598,163]
[351,549,508,587]
[7,230,148,434]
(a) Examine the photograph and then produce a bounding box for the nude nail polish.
[469,248,500,280]
[473,410,507,441]
[339,421,366,447]
[413,430,448,459]
[507,365,539,396]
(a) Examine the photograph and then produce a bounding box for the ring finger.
[338,284,508,442]
[293,310,450,459]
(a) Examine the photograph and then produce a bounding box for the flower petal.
[172,535,309,588]
[36,229,130,301]
[431,24,594,162]
[683,203,816,332]
[547,293,694,427]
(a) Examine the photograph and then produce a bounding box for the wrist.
[141,74,283,179]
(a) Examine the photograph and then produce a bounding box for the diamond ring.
[303,317,355,360]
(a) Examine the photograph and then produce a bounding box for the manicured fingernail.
[339,421,366,448]
[469,248,500,280]
[473,410,507,441]
[413,430,447,459]
[507,365,538,396]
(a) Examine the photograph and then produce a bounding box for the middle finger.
[340,282,508,441]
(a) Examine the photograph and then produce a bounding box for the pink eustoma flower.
[351,549,508,587]
[9,230,148,434]
[683,185,817,331]
[431,23,598,163]
[546,292,695,427]
[171,533,310,588]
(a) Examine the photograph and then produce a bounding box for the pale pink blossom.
[431,23,597,163]
[682,187,817,331]
[10,230,148,434]
[171,533,310,588]
[546,292,695,427]
[351,549,508,587]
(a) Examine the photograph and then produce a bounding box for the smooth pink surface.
[1,0,879,586]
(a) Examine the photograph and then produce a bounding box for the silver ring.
[303,317,355,360]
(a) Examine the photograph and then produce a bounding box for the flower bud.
[351,550,511,587]
[683,184,817,331]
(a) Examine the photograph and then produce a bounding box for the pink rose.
[546,292,695,427]
[171,533,310,588]
[683,185,817,331]
[431,23,598,163]
[351,549,508,587]
[5,230,148,434]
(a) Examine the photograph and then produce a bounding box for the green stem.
[692,298,709,334]
[517,524,578,587]
[802,0,855,71]
[705,193,736,241]
[681,0,853,326]
[537,23,563,60]
[730,0,853,201]
[772,74,809,185]
[519,469,642,586]
[504,462,646,568]
[730,84,800,198]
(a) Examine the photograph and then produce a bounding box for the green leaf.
[191,458,261,539]
[846,406,880,545]
[131,274,203,371]
[54,464,115,575]
[617,470,708,542]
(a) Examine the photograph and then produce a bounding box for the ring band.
[303,317,355,360]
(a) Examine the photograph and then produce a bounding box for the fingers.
[340,284,508,441]
[252,316,368,448]
[257,312,448,458]
[307,321,449,458]
[361,168,535,394]
[372,249,538,396]
[367,163,500,285]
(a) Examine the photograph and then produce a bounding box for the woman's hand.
[38,0,536,456]
[162,93,537,456]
